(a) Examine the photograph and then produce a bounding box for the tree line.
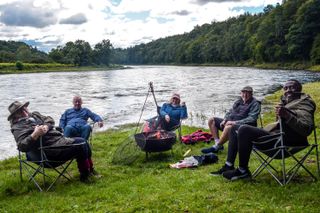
[0,39,113,66]
[112,0,320,65]
[1,0,319,67]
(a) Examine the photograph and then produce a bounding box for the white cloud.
[0,0,282,51]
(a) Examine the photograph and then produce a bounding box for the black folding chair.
[252,119,319,185]
[18,137,84,191]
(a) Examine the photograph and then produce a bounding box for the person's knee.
[208,117,215,126]
[237,125,256,141]
[64,125,77,137]
[82,124,92,131]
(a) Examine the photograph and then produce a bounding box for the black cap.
[241,86,253,92]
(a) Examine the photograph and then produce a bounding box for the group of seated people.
[7,79,316,183]
[8,96,104,182]
[202,79,316,180]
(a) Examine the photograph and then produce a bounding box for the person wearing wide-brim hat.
[8,101,98,182]
[7,101,29,122]
[202,86,261,158]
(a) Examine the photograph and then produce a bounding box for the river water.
[1,65,320,160]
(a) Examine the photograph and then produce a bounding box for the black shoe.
[201,145,224,154]
[80,171,90,183]
[210,164,234,176]
[222,168,251,181]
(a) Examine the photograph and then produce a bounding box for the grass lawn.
[0,82,319,213]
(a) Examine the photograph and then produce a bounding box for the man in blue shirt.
[59,96,104,141]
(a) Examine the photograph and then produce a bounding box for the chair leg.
[178,126,182,142]
[316,144,320,177]
[21,162,44,191]
[285,148,318,184]
[19,160,23,182]
[46,160,74,191]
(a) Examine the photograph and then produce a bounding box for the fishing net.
[111,130,143,165]
[112,82,167,165]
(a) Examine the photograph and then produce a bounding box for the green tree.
[93,39,112,65]
[16,46,31,62]
[310,34,320,64]
[286,0,320,60]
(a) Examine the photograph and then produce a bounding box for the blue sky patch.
[233,6,264,14]
[124,11,150,21]
[111,0,122,6]
[156,17,173,24]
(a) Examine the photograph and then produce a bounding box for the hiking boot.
[210,164,234,176]
[222,168,251,181]
[201,145,224,154]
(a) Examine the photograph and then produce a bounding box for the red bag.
[181,130,212,144]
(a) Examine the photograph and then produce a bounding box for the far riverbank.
[0,63,128,74]
[1,62,320,75]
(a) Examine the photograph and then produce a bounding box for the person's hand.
[220,120,226,128]
[275,104,290,119]
[31,125,48,140]
[165,115,170,123]
[225,121,236,126]
[97,121,104,128]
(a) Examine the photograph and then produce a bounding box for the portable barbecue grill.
[133,82,178,158]
[134,130,176,155]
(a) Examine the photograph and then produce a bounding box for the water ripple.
[1,65,320,160]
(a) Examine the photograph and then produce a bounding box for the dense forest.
[0,0,319,67]
[112,0,320,65]
[0,39,113,66]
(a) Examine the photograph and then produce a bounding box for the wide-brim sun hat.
[7,101,29,121]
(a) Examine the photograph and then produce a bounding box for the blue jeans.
[64,124,92,141]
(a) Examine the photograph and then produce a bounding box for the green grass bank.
[0,82,319,212]
[0,63,126,74]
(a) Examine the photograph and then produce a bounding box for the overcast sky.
[0,0,281,52]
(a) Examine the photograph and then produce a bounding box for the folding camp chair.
[252,119,319,186]
[18,137,84,191]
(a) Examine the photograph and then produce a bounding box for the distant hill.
[0,40,51,63]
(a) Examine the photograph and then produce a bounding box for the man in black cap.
[8,101,97,182]
[202,86,261,154]
[217,79,315,180]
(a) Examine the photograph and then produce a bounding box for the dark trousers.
[227,125,270,169]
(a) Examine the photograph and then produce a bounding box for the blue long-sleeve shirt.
[160,103,188,128]
[59,107,102,129]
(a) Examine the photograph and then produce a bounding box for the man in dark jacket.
[8,101,96,182]
[202,86,261,153]
[213,79,316,180]
[59,96,103,141]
